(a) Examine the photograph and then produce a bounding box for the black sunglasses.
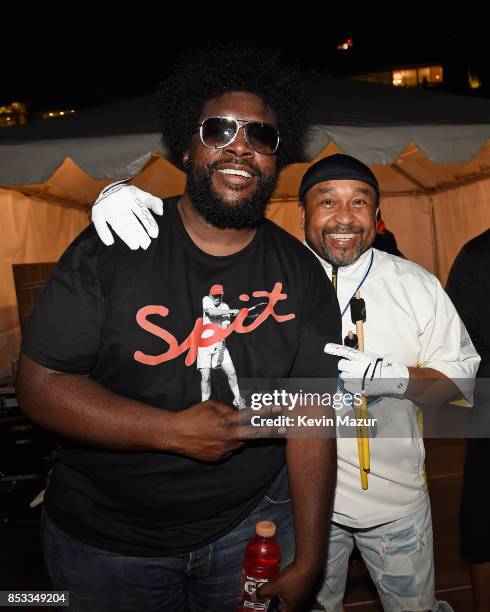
[193,116,280,156]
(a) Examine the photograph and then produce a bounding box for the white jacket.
[308,246,480,527]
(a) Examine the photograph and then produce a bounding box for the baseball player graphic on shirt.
[197,284,246,408]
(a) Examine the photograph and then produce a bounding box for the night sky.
[2,3,489,110]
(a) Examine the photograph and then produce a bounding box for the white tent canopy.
[2,76,490,184]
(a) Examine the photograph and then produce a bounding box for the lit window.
[392,66,443,87]
[468,70,481,89]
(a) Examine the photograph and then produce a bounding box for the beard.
[320,224,367,267]
[185,156,279,229]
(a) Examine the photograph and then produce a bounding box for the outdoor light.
[337,38,353,51]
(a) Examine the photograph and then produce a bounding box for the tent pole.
[428,194,439,278]
[390,163,440,276]
[390,163,429,192]
[425,168,490,195]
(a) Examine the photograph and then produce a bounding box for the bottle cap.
[256,521,276,537]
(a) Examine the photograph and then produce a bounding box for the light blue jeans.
[316,501,453,611]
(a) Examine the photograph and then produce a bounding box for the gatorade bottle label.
[239,574,269,610]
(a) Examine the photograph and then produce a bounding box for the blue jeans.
[41,466,293,612]
[315,500,452,612]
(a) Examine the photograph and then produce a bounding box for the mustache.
[208,158,261,177]
[322,225,364,235]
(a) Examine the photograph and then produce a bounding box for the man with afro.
[18,44,341,611]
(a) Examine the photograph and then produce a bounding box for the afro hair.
[156,42,310,170]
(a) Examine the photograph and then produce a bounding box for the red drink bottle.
[237,520,280,611]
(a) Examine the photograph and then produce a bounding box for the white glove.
[91,181,164,250]
[324,343,409,396]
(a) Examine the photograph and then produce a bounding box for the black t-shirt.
[23,197,341,556]
[446,228,490,378]
[446,229,490,457]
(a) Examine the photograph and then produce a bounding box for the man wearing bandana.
[297,155,478,611]
[89,154,479,611]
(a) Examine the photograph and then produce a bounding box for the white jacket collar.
[304,241,374,281]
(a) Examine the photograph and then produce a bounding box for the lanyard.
[337,250,374,317]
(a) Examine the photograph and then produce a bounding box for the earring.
[300,220,304,230]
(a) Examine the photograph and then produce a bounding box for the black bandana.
[299,153,379,202]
